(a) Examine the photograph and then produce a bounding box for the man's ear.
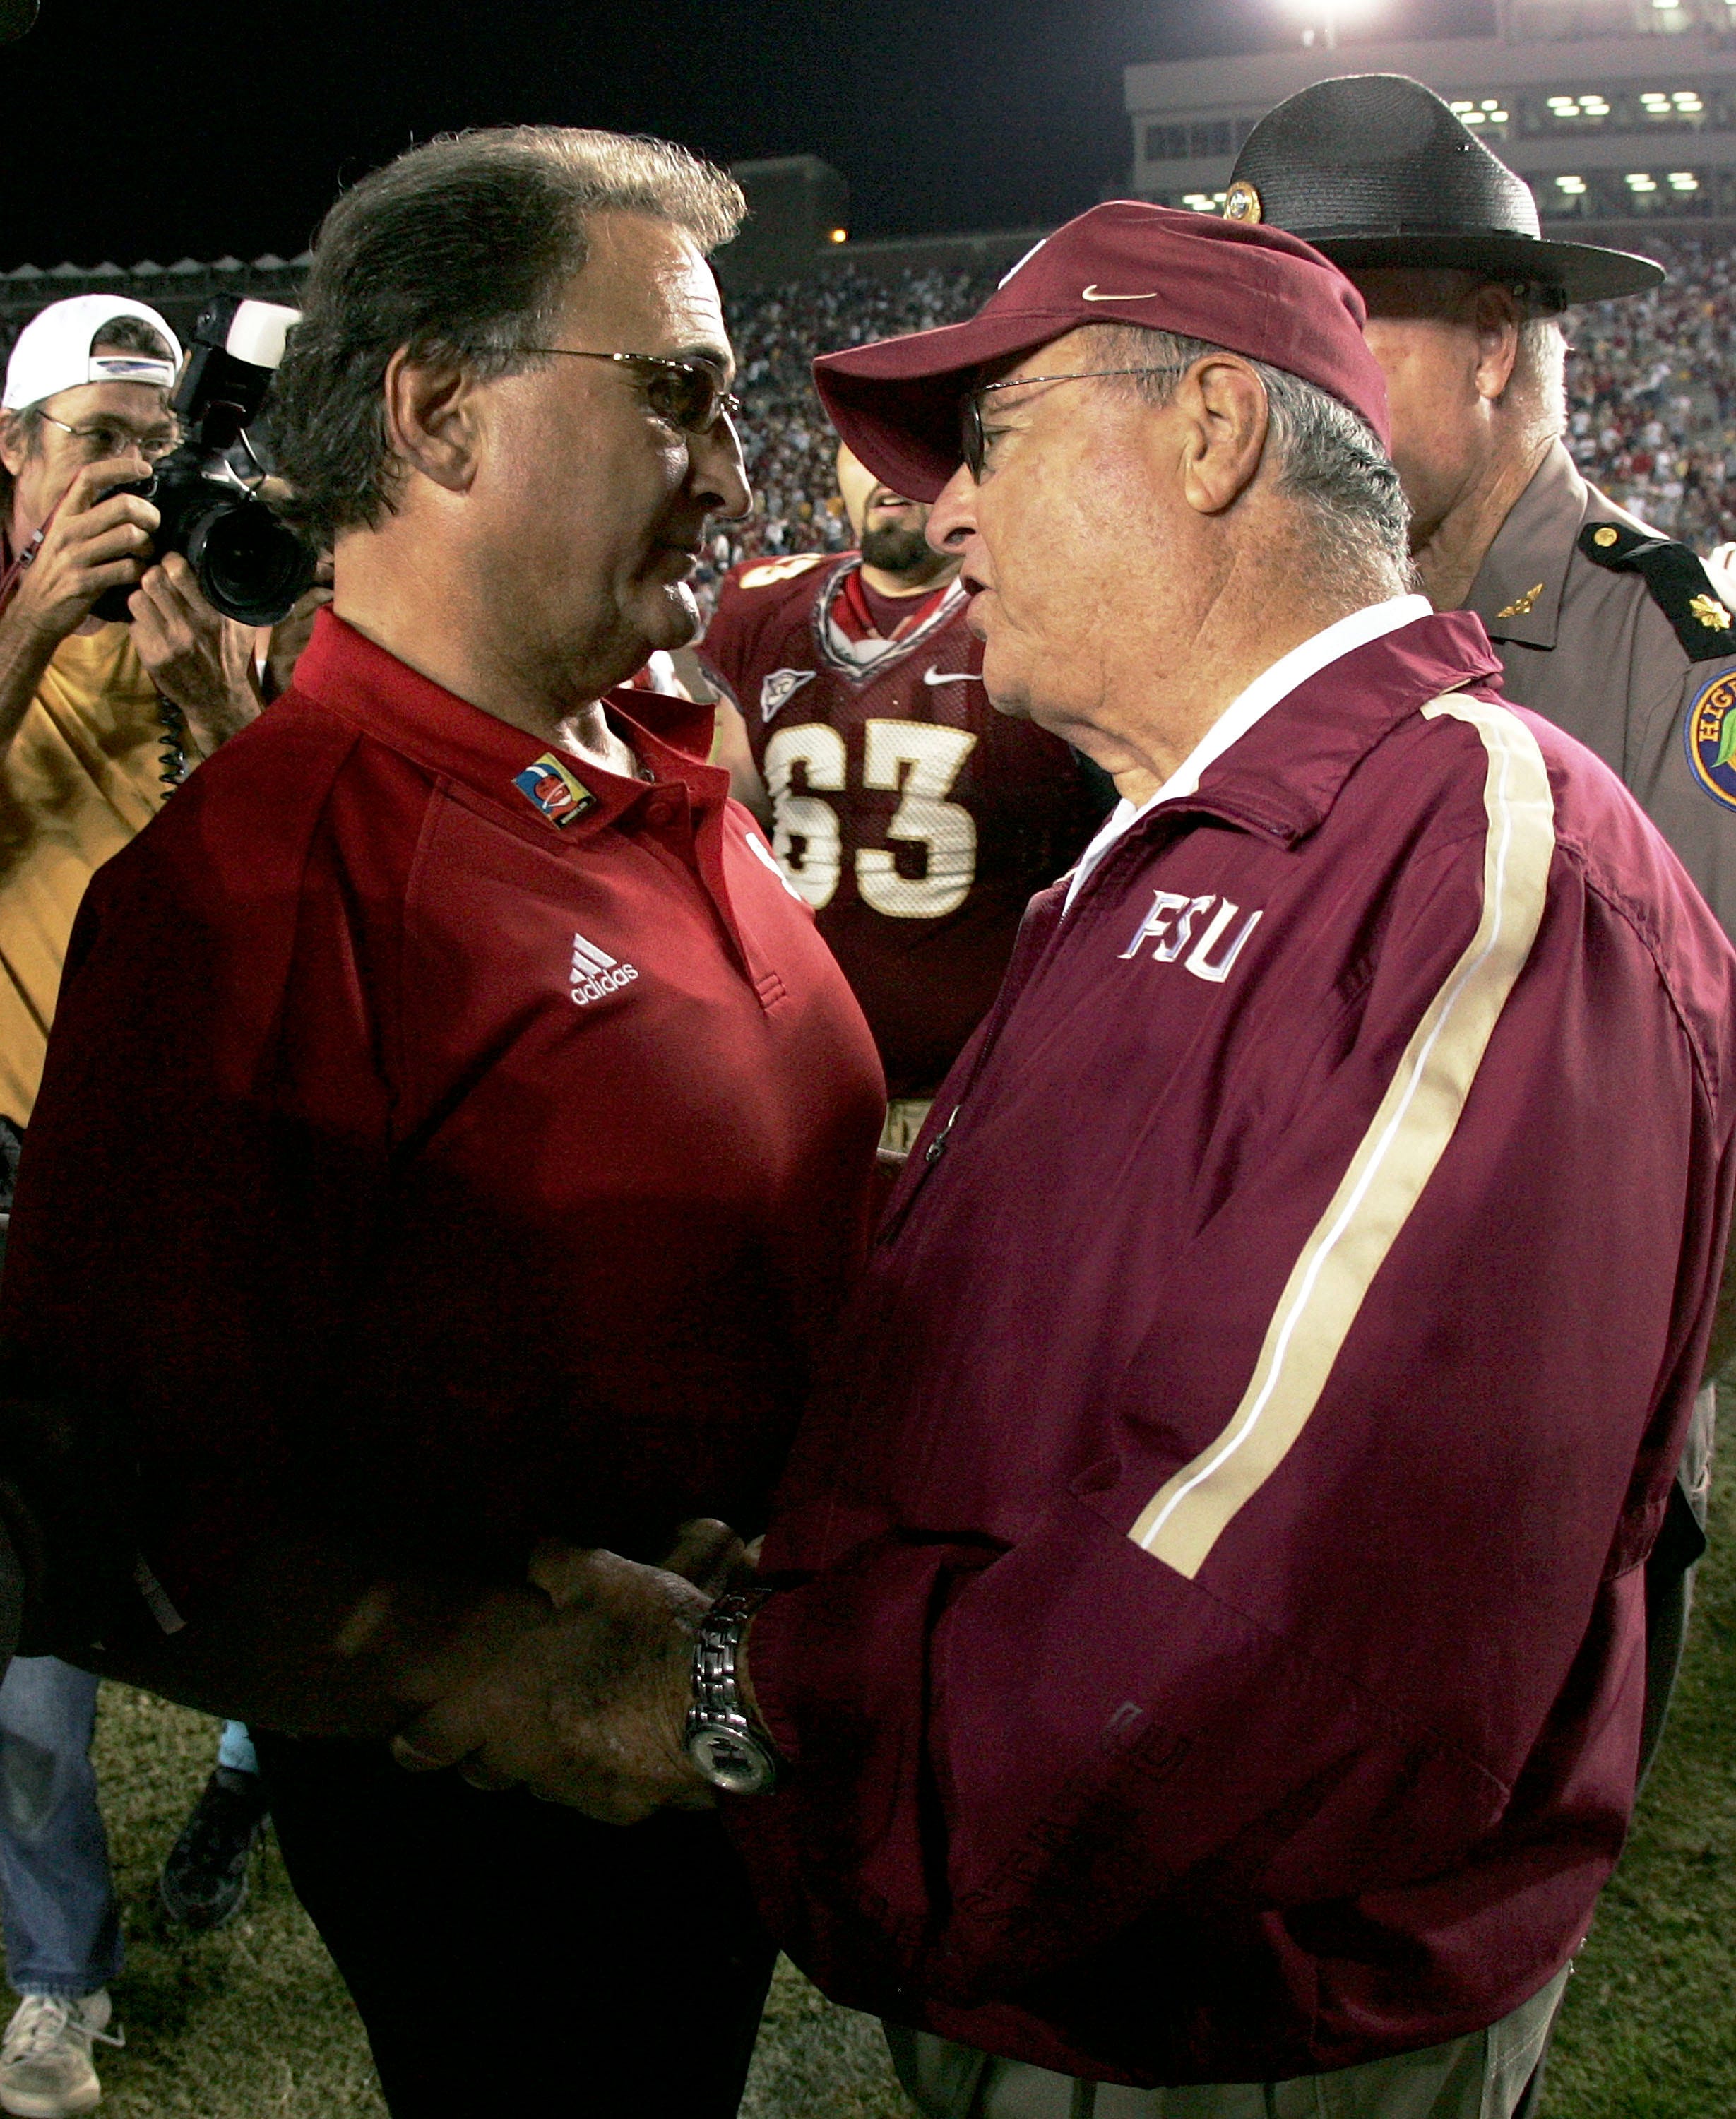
[382,348,484,496]
[0,413,32,482]
[1174,358,1270,518]
[1470,284,1523,405]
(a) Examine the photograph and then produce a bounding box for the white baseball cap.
[2,295,183,412]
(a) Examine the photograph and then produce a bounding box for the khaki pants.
[885,1968,1569,2119]
[880,1098,935,1157]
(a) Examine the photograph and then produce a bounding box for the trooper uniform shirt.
[701,552,1105,1100]
[1468,438,1736,938]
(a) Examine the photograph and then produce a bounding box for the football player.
[705,444,1107,1148]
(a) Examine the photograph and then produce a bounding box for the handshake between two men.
[389,1523,753,1823]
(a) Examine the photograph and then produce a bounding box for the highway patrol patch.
[513,752,597,827]
[1683,669,1736,811]
[759,667,816,723]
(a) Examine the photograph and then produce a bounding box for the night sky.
[1,0,1496,271]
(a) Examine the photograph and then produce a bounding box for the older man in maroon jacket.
[393,206,1736,2119]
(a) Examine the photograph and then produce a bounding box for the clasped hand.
[391,1521,746,1824]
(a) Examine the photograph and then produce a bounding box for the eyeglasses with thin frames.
[504,348,742,437]
[961,366,1188,481]
[36,412,180,464]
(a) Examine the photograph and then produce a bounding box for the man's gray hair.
[1080,324,1411,600]
[272,127,745,548]
[1514,316,1568,441]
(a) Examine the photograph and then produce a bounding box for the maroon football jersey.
[701,551,1105,1098]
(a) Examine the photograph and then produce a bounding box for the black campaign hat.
[1226,74,1664,304]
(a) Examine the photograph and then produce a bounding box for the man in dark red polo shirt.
[389,207,1736,2119]
[0,128,882,2117]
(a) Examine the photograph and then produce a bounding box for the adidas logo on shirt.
[571,931,639,1007]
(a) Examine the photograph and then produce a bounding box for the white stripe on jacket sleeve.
[1129,693,1557,1577]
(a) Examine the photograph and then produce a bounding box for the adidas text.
[571,931,640,1007]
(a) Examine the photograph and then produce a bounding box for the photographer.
[0,295,262,1137]
[0,295,261,2119]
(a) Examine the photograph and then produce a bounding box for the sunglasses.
[960,366,1187,481]
[507,348,742,436]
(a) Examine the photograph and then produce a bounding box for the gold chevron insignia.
[1691,592,1732,632]
[1593,526,1619,547]
[1496,581,1545,619]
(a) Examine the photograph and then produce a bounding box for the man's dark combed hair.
[272,126,745,549]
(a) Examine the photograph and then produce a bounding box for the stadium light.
[1278,0,1382,50]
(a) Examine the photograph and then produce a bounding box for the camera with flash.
[95,295,316,628]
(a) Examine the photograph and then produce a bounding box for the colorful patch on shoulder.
[513,752,597,828]
[1684,668,1736,811]
[739,554,828,591]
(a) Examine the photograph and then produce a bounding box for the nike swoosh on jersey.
[1081,285,1160,301]
[922,666,984,686]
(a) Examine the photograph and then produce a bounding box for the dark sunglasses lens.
[645,367,716,432]
[961,398,984,480]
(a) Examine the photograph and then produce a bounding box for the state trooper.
[1225,66,1726,1850]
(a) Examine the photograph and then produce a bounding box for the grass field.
[61,1458,1733,2117]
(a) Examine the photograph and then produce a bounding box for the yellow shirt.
[0,624,165,1124]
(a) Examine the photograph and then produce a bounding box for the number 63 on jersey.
[764,720,980,920]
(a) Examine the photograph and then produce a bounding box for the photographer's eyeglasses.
[37,414,179,465]
[510,348,742,437]
[961,366,1188,482]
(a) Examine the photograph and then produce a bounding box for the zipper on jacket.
[877,1105,955,1245]
[874,890,1066,1249]
[877,1102,961,1246]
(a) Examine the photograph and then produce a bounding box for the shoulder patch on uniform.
[1682,667,1736,812]
[738,554,828,592]
[1578,521,1735,662]
[759,667,816,723]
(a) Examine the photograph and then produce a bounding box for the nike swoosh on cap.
[923,666,983,686]
[1081,285,1161,301]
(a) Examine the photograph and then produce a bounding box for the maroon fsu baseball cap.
[812,199,1391,501]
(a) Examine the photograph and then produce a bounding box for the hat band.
[1290,222,1542,244]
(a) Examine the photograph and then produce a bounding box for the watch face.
[688,1724,777,1797]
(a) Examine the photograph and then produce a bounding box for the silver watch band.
[685,1589,779,1795]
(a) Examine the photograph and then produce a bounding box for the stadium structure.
[1127,0,1736,233]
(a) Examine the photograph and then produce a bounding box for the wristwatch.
[685,1589,779,1795]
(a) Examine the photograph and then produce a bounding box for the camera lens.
[186,494,317,628]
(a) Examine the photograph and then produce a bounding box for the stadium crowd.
[1567,234,1736,547]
